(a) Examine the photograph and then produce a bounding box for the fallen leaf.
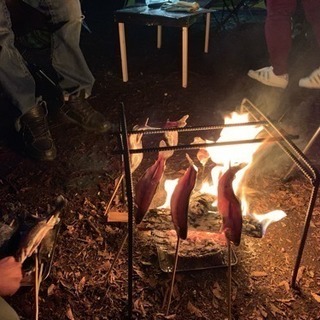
[269,303,285,317]
[66,306,75,320]
[47,283,56,296]
[297,266,306,283]
[250,271,268,278]
[278,280,290,292]
[187,301,203,317]
[212,282,223,300]
[311,292,320,303]
[257,304,268,318]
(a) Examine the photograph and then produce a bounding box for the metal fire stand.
[116,98,319,317]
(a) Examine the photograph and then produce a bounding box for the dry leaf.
[278,280,290,292]
[311,292,320,303]
[297,266,306,283]
[78,276,86,293]
[66,306,75,320]
[187,301,203,317]
[47,283,56,296]
[269,303,285,316]
[212,282,223,300]
[250,271,268,278]
[257,304,268,318]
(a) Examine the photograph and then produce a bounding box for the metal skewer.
[227,238,232,320]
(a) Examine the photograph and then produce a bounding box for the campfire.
[108,98,319,318]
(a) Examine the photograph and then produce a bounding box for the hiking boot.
[20,101,57,161]
[61,91,114,133]
[299,67,320,89]
[248,66,289,89]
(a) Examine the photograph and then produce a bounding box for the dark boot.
[20,102,57,161]
[61,90,114,133]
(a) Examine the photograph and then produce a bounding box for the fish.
[163,115,189,150]
[217,164,245,246]
[17,196,67,263]
[129,119,160,174]
[170,154,198,240]
[134,140,173,224]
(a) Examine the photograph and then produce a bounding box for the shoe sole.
[248,71,288,89]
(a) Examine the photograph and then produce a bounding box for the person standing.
[248,0,320,89]
[0,0,114,161]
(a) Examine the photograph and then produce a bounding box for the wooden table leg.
[118,22,128,82]
[157,25,162,49]
[204,12,211,53]
[182,26,188,88]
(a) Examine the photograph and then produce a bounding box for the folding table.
[114,3,213,88]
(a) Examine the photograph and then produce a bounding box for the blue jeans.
[0,0,95,115]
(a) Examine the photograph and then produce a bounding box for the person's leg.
[0,0,56,160]
[34,0,113,133]
[266,0,297,75]
[298,0,320,88]
[0,0,38,115]
[36,0,94,98]
[0,297,20,320]
[247,0,296,88]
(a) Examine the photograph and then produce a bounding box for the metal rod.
[283,126,320,181]
[227,239,232,320]
[126,136,298,155]
[119,102,134,318]
[166,236,181,316]
[291,182,320,288]
[241,98,320,289]
[128,121,269,135]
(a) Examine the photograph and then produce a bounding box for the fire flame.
[158,111,286,235]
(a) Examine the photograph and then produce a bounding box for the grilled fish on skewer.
[170,154,198,239]
[134,141,173,224]
[129,119,159,173]
[164,115,189,150]
[217,165,245,246]
[17,196,67,263]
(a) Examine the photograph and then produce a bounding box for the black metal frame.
[117,98,319,317]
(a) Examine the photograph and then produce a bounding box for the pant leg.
[0,0,38,115]
[301,0,320,48]
[265,0,297,75]
[0,297,20,320]
[35,0,95,98]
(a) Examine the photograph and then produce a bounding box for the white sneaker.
[248,66,289,89]
[299,67,320,89]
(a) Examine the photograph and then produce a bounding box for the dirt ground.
[1,1,320,320]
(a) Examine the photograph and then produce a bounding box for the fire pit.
[112,98,319,318]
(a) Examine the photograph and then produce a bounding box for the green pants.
[0,297,19,320]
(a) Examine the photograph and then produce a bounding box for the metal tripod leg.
[283,126,320,181]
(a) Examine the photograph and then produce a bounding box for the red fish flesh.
[170,155,198,239]
[134,141,173,224]
[217,165,244,246]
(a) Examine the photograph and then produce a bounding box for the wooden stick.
[34,249,43,320]
[227,239,232,320]
[106,232,128,282]
[104,173,124,216]
[166,236,181,316]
